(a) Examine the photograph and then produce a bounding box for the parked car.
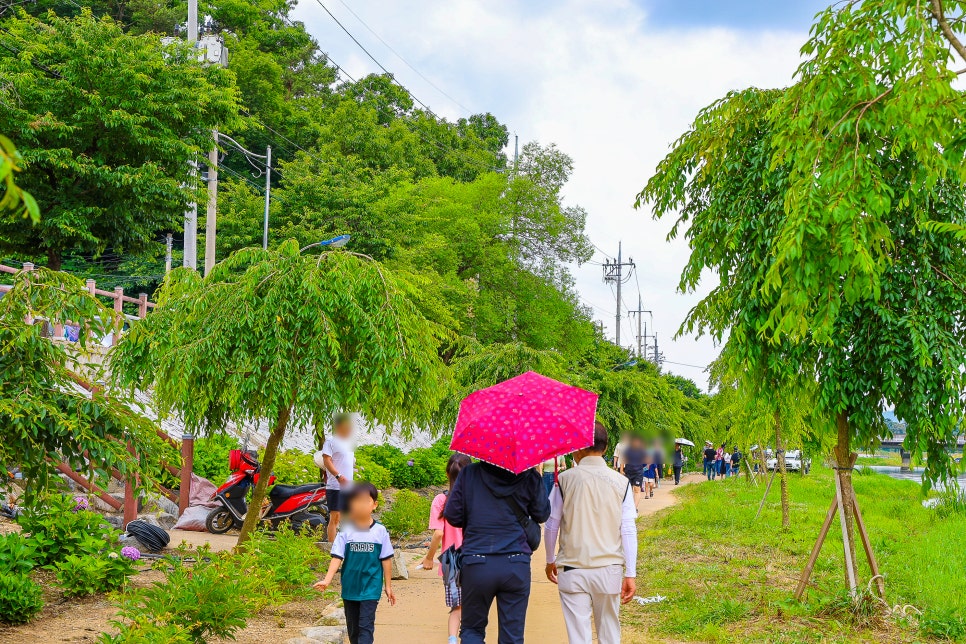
[766,449,811,473]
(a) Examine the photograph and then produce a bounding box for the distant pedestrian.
[620,436,647,506]
[314,483,395,644]
[703,442,716,480]
[318,413,356,542]
[443,457,551,643]
[672,443,684,485]
[541,456,568,497]
[731,446,742,478]
[722,449,732,478]
[652,443,665,488]
[642,456,656,499]
[545,422,637,644]
[715,443,725,479]
[422,454,472,644]
[613,433,630,471]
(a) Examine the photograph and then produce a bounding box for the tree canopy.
[0,10,238,270]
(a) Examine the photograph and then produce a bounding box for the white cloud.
[292,0,807,389]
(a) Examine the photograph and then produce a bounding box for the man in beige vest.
[544,422,637,643]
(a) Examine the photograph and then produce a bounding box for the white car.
[766,450,811,473]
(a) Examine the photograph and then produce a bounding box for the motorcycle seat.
[269,483,324,498]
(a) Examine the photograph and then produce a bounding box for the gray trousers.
[557,564,623,644]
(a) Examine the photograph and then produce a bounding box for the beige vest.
[555,455,628,570]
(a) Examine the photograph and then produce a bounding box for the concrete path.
[382,473,700,643]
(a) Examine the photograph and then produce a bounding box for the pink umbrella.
[450,371,599,474]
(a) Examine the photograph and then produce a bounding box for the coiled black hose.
[125,520,170,552]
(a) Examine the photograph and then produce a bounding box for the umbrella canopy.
[674,438,696,447]
[450,371,599,474]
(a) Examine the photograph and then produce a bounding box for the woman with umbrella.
[444,371,597,644]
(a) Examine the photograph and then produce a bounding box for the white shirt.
[723,452,732,464]
[544,475,638,577]
[322,435,355,490]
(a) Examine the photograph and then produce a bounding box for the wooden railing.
[0,261,156,345]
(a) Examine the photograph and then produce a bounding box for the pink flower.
[120,546,141,561]
[72,496,89,512]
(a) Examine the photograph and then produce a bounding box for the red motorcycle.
[205,449,328,535]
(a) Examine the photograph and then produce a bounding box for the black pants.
[344,599,379,644]
[460,553,531,643]
[673,465,682,484]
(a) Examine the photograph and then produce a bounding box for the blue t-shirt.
[331,520,395,601]
[644,463,657,479]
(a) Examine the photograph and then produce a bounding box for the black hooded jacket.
[443,462,551,556]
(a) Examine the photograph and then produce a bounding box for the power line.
[663,360,709,370]
[310,0,435,114]
[331,0,473,114]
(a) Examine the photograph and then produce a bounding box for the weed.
[52,552,136,597]
[920,608,966,641]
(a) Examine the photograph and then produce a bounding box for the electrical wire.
[331,0,473,114]
[309,0,436,114]
[662,359,709,370]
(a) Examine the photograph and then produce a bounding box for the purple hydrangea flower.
[120,546,141,561]
[72,496,89,512]
[407,459,414,467]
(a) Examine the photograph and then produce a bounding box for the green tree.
[0,134,38,222]
[0,268,169,496]
[110,240,445,544]
[641,0,966,588]
[0,11,238,269]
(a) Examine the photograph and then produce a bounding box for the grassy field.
[624,468,966,643]
[855,454,902,467]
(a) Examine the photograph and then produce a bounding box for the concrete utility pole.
[262,145,272,250]
[628,295,653,360]
[204,130,218,275]
[165,233,173,273]
[182,0,199,269]
[602,241,635,347]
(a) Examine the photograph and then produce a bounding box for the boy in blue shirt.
[314,483,396,644]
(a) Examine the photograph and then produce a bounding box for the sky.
[290,0,830,390]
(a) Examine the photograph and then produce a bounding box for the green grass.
[623,468,966,643]
[855,454,902,467]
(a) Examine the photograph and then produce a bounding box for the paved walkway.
[383,473,700,643]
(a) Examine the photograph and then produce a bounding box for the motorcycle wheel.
[205,507,236,534]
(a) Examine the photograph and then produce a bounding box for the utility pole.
[164,233,173,273]
[653,333,661,370]
[628,295,653,360]
[204,129,218,275]
[602,241,635,347]
[182,0,198,270]
[262,145,272,249]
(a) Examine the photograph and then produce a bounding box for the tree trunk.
[236,402,293,547]
[834,412,859,588]
[775,411,790,529]
[47,249,62,271]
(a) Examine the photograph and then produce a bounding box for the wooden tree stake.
[852,495,885,598]
[794,497,838,599]
[833,467,858,595]
[754,468,777,520]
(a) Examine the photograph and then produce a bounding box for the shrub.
[380,489,431,537]
[271,450,321,485]
[53,552,136,597]
[357,444,405,470]
[112,545,256,643]
[355,455,392,491]
[0,573,44,625]
[192,434,238,484]
[240,524,329,599]
[0,532,36,575]
[17,494,119,565]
